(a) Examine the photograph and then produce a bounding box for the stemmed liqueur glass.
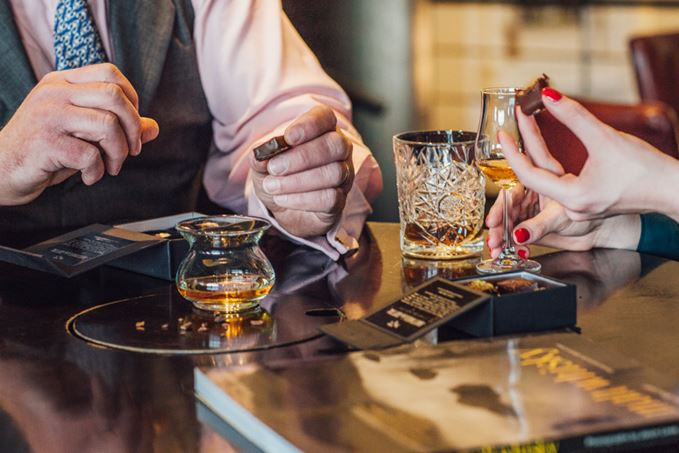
[474,87,541,274]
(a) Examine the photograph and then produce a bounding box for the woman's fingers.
[516,108,564,175]
[540,89,613,154]
[512,202,570,246]
[499,130,581,204]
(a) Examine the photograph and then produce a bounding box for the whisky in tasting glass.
[474,88,541,274]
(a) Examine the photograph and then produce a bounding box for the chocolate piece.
[253,135,291,161]
[517,74,550,115]
[496,278,539,294]
[465,279,498,294]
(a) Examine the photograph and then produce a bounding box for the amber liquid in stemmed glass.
[476,159,518,190]
[475,88,541,274]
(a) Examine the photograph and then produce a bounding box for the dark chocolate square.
[517,74,550,115]
[253,136,291,161]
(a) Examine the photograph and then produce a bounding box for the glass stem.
[502,188,512,256]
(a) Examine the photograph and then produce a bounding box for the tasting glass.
[394,130,485,260]
[175,215,276,313]
[474,88,541,273]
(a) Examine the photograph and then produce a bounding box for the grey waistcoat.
[0,0,213,238]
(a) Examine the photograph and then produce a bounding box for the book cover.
[195,333,679,452]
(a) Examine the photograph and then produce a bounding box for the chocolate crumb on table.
[517,74,550,115]
[179,320,192,332]
[253,135,291,161]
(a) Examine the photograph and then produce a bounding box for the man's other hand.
[250,106,354,237]
[0,63,159,206]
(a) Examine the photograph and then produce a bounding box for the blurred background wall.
[283,0,416,222]
[283,0,679,222]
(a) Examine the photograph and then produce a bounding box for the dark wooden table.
[1,222,678,452]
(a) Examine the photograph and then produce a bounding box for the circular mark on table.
[67,290,343,355]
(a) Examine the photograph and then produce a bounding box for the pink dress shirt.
[8,0,382,260]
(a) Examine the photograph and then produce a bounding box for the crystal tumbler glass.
[393,130,485,260]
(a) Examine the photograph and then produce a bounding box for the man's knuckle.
[128,114,142,132]
[100,112,118,128]
[41,71,57,83]
[103,83,123,100]
[326,132,344,157]
[80,145,100,166]
[101,62,118,76]
[320,188,336,207]
[31,84,54,101]
[323,108,337,126]
[322,163,342,185]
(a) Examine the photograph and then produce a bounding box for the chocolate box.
[0,224,161,278]
[109,212,205,281]
[445,271,577,337]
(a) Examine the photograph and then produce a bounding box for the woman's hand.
[499,88,679,223]
[487,94,643,257]
[486,184,641,259]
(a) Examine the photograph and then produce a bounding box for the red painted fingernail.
[518,249,528,260]
[514,228,530,244]
[542,87,562,102]
[486,236,490,247]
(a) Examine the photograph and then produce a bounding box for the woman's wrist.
[648,154,679,222]
[593,214,641,250]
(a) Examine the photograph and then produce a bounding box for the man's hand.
[249,106,354,237]
[0,63,159,206]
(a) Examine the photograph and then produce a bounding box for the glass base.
[476,256,541,274]
[402,237,484,261]
[191,300,261,314]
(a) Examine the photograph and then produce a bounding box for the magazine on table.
[195,333,679,452]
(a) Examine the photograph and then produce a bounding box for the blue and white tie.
[54,0,107,70]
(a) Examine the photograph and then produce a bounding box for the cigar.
[517,74,550,115]
[253,135,291,161]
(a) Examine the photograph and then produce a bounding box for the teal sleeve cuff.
[637,213,679,261]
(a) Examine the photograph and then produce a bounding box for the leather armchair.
[534,99,679,175]
[630,33,679,116]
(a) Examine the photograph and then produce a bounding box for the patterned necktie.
[54,0,107,70]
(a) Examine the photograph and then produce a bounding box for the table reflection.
[400,256,480,292]
[0,340,198,452]
[539,249,643,312]
[1,223,678,452]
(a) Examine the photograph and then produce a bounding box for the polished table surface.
[1,222,679,452]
